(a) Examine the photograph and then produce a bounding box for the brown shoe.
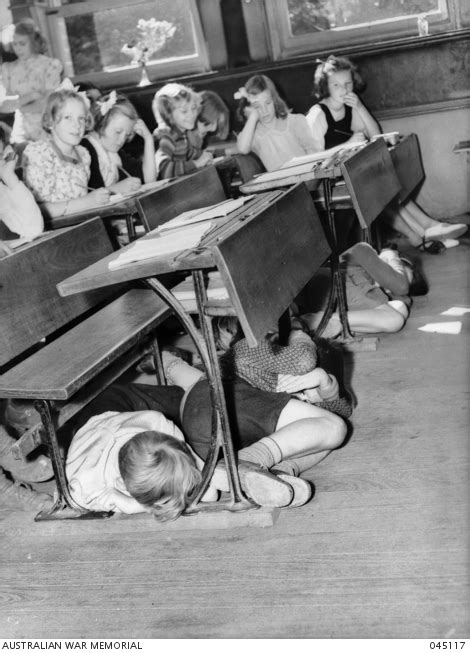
[0,426,53,483]
[0,469,54,512]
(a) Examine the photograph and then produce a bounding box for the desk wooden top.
[57,184,331,346]
[57,192,282,296]
[239,142,370,194]
[48,179,175,229]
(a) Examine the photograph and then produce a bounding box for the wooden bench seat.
[0,218,171,521]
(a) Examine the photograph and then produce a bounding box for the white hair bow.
[57,77,91,109]
[99,90,117,116]
[234,87,248,101]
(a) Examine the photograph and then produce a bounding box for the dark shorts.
[73,380,291,462]
[182,378,291,459]
[72,383,185,434]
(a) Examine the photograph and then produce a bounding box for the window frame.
[44,0,210,87]
[264,0,456,60]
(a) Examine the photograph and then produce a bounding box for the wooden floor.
[1,229,469,639]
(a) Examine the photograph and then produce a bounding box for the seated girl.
[22,85,110,220]
[235,74,318,171]
[65,358,348,519]
[81,91,156,194]
[152,83,214,179]
[306,55,467,250]
[187,90,230,155]
[0,124,43,257]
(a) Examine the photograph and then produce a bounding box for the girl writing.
[152,83,213,179]
[22,85,110,220]
[306,55,467,250]
[81,91,156,194]
[236,74,317,171]
[0,19,62,144]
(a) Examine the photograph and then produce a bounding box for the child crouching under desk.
[66,343,348,520]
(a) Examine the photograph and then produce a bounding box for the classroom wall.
[381,108,469,218]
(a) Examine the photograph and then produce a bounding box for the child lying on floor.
[295,242,416,337]
[65,348,348,520]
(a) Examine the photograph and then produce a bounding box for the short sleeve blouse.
[23,139,91,202]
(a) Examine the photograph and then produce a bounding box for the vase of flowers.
[121,18,176,87]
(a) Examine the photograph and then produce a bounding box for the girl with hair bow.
[81,91,156,194]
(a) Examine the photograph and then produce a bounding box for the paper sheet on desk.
[158,196,254,231]
[278,141,363,171]
[108,221,212,270]
[107,179,172,203]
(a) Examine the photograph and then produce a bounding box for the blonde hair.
[118,431,201,522]
[152,83,200,130]
[42,89,94,134]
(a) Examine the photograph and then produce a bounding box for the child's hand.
[194,150,214,168]
[244,104,260,122]
[87,187,111,206]
[343,92,363,110]
[114,177,142,194]
[349,131,367,144]
[277,368,328,394]
[133,118,152,141]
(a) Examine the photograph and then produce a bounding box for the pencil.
[119,167,132,178]
[334,129,353,136]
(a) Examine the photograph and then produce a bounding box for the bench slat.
[0,289,169,400]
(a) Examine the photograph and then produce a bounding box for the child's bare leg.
[339,304,406,334]
[400,201,435,230]
[162,351,204,391]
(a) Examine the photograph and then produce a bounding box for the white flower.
[122,18,176,65]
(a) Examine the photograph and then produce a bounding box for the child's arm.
[291,114,320,154]
[236,107,260,154]
[0,149,44,238]
[133,118,157,183]
[38,189,111,220]
[155,130,198,179]
[277,367,339,402]
[345,92,381,140]
[305,105,328,151]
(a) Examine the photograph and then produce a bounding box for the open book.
[158,196,254,231]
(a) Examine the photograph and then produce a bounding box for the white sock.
[388,300,409,319]
[379,248,407,277]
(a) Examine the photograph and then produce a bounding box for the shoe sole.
[273,472,312,508]
[214,461,294,507]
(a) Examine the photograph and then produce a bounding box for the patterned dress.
[23,139,91,203]
[0,55,62,143]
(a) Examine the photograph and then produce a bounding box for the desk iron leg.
[145,276,253,513]
[316,179,355,341]
[33,400,112,522]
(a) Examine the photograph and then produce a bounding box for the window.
[265,0,452,59]
[45,0,209,86]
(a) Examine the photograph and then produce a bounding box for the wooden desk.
[48,171,216,237]
[58,184,331,515]
[388,133,424,203]
[240,140,400,345]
